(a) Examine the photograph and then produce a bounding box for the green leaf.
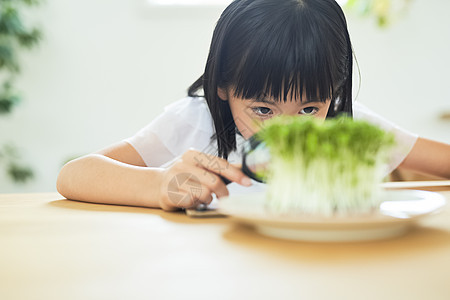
[0,97,18,113]
[7,162,34,183]
[0,144,34,184]
[17,27,42,48]
[0,81,21,113]
[0,6,25,36]
[0,43,19,72]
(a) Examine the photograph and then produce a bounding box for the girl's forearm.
[56,154,163,208]
[399,137,450,179]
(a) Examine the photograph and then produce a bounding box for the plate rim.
[218,189,447,229]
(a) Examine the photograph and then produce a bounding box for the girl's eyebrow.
[250,97,276,105]
[250,97,325,105]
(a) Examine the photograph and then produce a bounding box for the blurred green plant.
[342,0,412,27]
[0,144,34,183]
[0,0,42,184]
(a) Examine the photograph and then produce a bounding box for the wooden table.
[1,186,450,300]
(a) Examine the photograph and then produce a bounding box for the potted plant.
[0,0,42,183]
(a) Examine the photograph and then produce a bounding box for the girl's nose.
[279,108,300,116]
[277,102,304,116]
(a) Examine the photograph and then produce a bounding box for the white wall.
[347,0,450,143]
[1,0,449,193]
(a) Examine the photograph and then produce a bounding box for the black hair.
[188,0,354,159]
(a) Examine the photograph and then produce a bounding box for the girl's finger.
[174,179,213,208]
[180,165,229,200]
[182,149,252,186]
[198,172,229,199]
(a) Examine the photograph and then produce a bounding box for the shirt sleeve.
[124,97,215,167]
[353,102,419,174]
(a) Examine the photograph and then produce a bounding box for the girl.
[57,0,450,211]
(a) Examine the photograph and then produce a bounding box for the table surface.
[1,184,450,300]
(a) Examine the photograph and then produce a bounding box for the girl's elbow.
[56,154,108,199]
[56,156,89,199]
[56,161,74,198]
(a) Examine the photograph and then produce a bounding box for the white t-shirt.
[125,96,418,195]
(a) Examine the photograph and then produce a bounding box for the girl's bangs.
[228,4,343,104]
[232,41,336,104]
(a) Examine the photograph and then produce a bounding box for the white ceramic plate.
[218,190,447,242]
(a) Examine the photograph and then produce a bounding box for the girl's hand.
[158,149,252,211]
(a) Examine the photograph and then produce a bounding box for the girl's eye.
[300,106,319,115]
[252,107,273,116]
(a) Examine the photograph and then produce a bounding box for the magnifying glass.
[220,135,271,184]
[196,135,270,211]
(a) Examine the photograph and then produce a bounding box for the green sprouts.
[257,115,395,216]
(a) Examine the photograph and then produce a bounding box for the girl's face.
[218,88,331,139]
